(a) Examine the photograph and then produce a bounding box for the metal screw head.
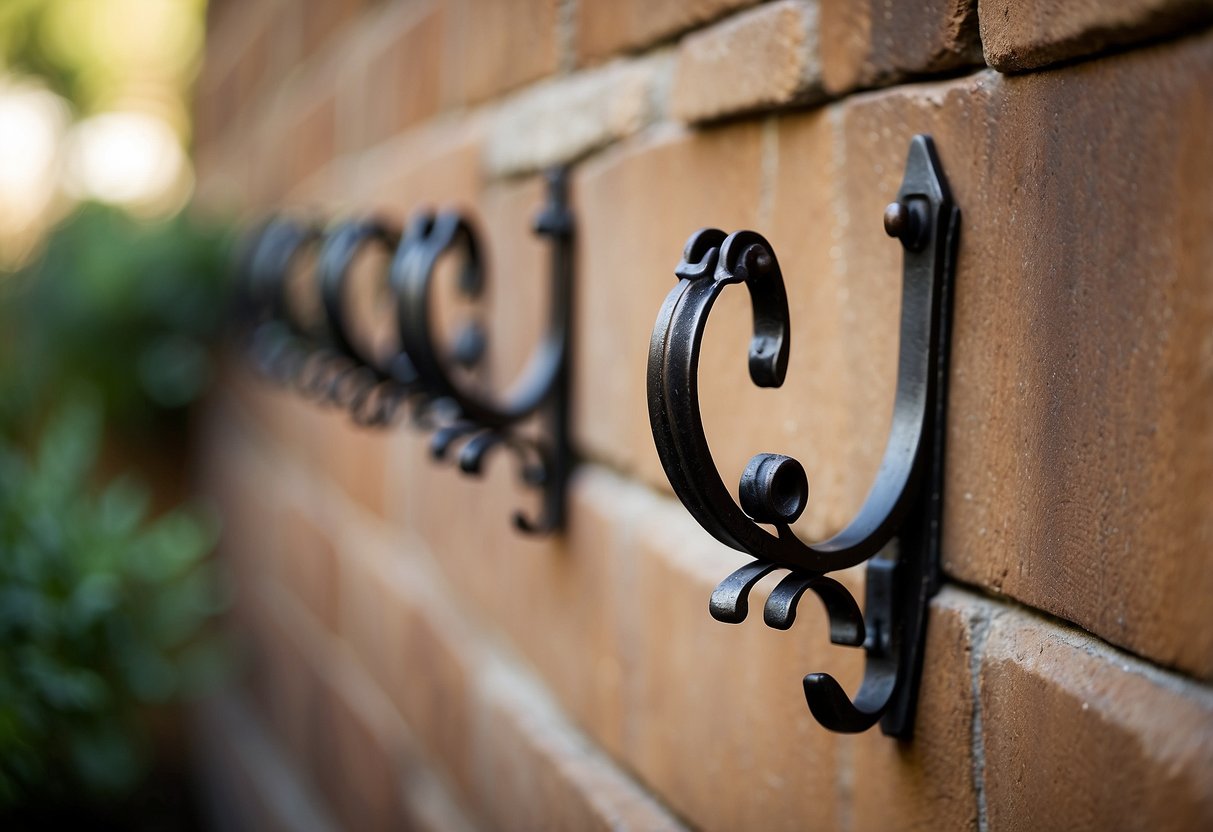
[883,199,929,251]
[883,202,909,238]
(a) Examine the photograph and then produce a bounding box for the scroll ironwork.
[646,136,959,735]
[233,168,575,534]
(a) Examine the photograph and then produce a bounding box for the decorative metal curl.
[390,168,574,533]
[647,136,959,736]
[234,217,333,391]
[231,167,575,534]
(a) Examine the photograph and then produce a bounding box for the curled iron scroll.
[391,168,575,532]
[230,168,576,535]
[646,136,959,735]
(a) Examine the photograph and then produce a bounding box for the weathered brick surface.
[850,588,982,832]
[979,0,1213,72]
[630,499,852,832]
[671,0,824,123]
[445,0,561,105]
[193,693,341,832]
[474,664,687,832]
[573,121,765,486]
[980,607,1213,830]
[485,55,669,177]
[196,2,1213,828]
[819,0,982,93]
[831,33,1213,679]
[348,1,446,151]
[577,0,760,64]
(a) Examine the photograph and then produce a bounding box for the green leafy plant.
[0,203,232,434]
[0,395,225,807]
[0,203,233,817]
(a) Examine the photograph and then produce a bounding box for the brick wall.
[193,2,1213,829]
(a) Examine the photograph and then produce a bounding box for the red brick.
[979,0,1213,72]
[193,693,342,832]
[573,121,765,485]
[352,1,446,149]
[576,0,760,64]
[276,507,341,630]
[474,469,645,760]
[263,581,482,831]
[741,31,1213,678]
[980,608,1213,830]
[331,525,480,797]
[819,0,981,95]
[299,0,364,58]
[671,0,824,123]
[473,663,687,831]
[628,496,857,831]
[445,0,560,105]
[886,36,1213,678]
[850,588,982,832]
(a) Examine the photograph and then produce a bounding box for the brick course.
[195,1,1213,827]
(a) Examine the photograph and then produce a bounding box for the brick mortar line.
[196,692,343,832]
[322,470,699,831]
[942,572,1213,697]
[213,370,1213,700]
[213,363,1213,697]
[583,446,1213,697]
[254,575,487,831]
[213,380,695,828]
[201,3,1213,185]
[965,601,994,832]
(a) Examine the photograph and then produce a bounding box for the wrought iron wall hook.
[235,217,324,388]
[646,135,959,736]
[390,167,575,533]
[314,217,439,427]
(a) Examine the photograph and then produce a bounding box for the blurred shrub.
[0,203,232,813]
[0,202,231,433]
[0,397,225,806]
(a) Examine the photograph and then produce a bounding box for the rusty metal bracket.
[646,136,958,735]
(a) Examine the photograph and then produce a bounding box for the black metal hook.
[389,168,575,533]
[646,136,959,735]
[235,217,330,390]
[230,168,576,534]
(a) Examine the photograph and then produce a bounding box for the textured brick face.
[195,1,1213,829]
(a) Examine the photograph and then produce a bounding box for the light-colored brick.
[980,607,1213,830]
[484,55,670,178]
[671,0,824,123]
[979,0,1213,72]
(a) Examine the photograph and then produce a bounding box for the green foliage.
[0,395,226,805]
[0,203,234,811]
[0,202,233,434]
